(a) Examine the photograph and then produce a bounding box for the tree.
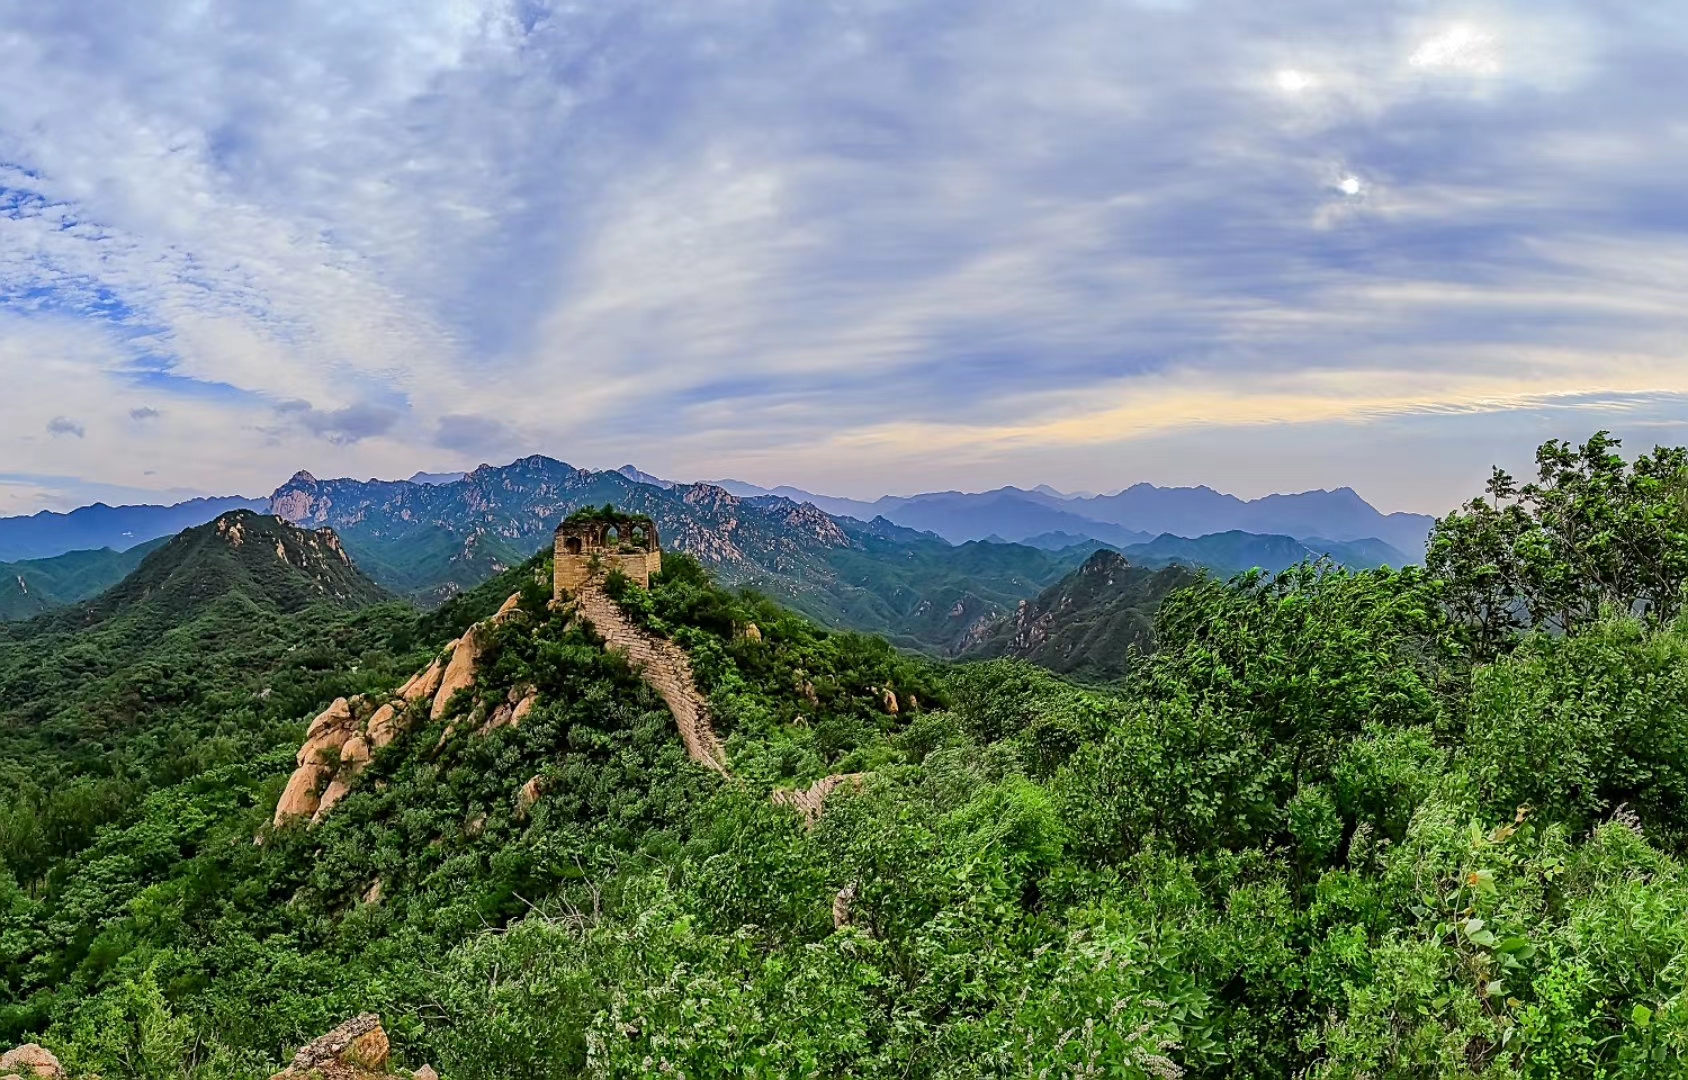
[1427,432,1688,654]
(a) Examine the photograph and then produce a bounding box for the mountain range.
[0,459,1432,646]
[0,495,266,562]
[0,539,169,621]
[0,466,1430,567]
[711,478,1434,556]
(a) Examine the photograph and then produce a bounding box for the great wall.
[273,509,739,826]
[270,509,884,833]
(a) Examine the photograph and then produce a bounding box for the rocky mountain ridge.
[266,456,854,602]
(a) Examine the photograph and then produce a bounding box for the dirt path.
[574,586,729,774]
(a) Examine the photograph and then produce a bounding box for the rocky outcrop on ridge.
[276,577,735,827]
[274,592,535,828]
[268,1014,435,1080]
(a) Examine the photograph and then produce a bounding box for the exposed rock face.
[773,773,867,825]
[270,1014,408,1080]
[397,657,445,704]
[431,632,482,722]
[517,775,544,815]
[366,703,402,749]
[0,1044,65,1080]
[275,594,533,827]
[274,760,333,824]
[311,734,371,824]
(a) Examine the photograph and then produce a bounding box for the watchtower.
[553,507,662,597]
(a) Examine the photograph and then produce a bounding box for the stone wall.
[574,585,726,774]
[553,545,661,596]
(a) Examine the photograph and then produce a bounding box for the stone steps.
[575,587,728,774]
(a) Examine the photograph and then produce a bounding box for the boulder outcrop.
[268,1014,433,1080]
[0,1044,64,1080]
[430,632,482,722]
[274,593,532,828]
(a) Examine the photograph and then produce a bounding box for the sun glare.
[1276,68,1316,92]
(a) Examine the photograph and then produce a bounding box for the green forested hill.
[962,549,1198,679]
[3,435,1688,1078]
[0,539,167,622]
[749,516,1095,653]
[0,512,416,885]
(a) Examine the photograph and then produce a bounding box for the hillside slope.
[0,512,410,885]
[962,549,1197,678]
[0,538,168,621]
[745,516,1095,653]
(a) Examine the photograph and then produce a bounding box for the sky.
[2,0,1687,516]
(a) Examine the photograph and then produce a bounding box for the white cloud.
[1410,26,1501,75]
[0,0,1680,512]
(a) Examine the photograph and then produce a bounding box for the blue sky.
[2,0,1686,515]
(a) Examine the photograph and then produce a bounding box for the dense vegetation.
[2,435,1687,1078]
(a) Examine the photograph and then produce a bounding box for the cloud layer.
[1,0,1685,514]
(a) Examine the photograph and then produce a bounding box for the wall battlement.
[553,511,662,596]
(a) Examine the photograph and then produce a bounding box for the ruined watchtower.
[553,507,662,598]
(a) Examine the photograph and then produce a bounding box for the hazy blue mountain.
[1019,530,1116,551]
[677,473,1431,555]
[407,471,468,485]
[859,488,1154,546]
[1119,530,1412,575]
[0,496,267,562]
[708,478,883,520]
[1074,484,1434,557]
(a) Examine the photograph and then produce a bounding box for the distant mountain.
[266,462,1092,652]
[1019,531,1114,551]
[1119,530,1413,575]
[746,516,1095,653]
[408,471,468,486]
[268,457,855,605]
[616,464,675,489]
[962,549,1197,680]
[0,495,266,562]
[261,459,1414,646]
[1073,484,1435,558]
[676,473,1432,555]
[0,538,170,621]
[81,510,389,620]
[864,488,1154,546]
[707,478,882,520]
